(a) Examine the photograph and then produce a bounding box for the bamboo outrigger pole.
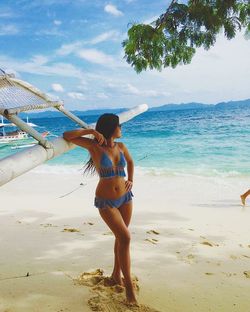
[0,69,148,187]
[0,105,148,187]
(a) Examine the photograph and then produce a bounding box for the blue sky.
[0,0,249,110]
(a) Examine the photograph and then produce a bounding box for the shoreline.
[0,168,250,311]
[23,162,250,180]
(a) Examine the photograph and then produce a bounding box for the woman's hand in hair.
[93,130,107,146]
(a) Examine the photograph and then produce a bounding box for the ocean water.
[1,106,250,177]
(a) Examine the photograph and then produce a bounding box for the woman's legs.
[98,203,137,304]
[241,189,250,205]
[111,201,133,285]
[112,239,122,284]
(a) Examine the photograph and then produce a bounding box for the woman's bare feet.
[125,282,138,305]
[111,274,125,286]
[241,195,246,206]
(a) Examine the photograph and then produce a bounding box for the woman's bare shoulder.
[117,142,131,155]
[117,142,126,150]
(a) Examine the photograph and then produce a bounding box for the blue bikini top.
[98,146,126,179]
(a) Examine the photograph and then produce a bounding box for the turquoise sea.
[1,106,250,177]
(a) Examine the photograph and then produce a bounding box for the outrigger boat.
[10,131,50,149]
[0,69,148,187]
[0,115,48,145]
[0,130,29,144]
[0,116,28,144]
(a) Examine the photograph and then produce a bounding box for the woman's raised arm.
[63,128,94,140]
[63,128,106,149]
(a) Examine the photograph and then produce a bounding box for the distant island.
[149,98,250,111]
[20,98,250,118]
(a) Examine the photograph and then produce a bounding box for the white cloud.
[104,4,123,17]
[54,20,62,25]
[38,62,84,78]
[126,83,140,95]
[0,54,84,79]
[67,92,86,100]
[90,30,121,44]
[51,83,64,92]
[77,48,115,65]
[56,31,121,57]
[56,41,82,56]
[91,76,170,100]
[0,24,19,36]
[32,55,49,65]
[36,28,64,36]
[56,41,125,68]
[110,83,171,97]
[97,93,109,99]
[76,79,88,91]
[126,83,170,97]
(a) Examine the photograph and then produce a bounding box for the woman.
[63,113,137,305]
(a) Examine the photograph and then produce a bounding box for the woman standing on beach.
[63,114,137,305]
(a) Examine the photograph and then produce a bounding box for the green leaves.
[123,0,250,73]
[122,24,166,73]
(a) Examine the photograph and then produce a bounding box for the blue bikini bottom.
[94,191,133,209]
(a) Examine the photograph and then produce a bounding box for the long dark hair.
[83,113,120,175]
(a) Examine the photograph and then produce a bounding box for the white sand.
[0,166,250,311]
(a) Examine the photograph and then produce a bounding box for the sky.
[0,0,249,111]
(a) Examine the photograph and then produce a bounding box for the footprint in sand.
[243,271,250,278]
[185,254,198,264]
[146,230,160,235]
[206,261,221,266]
[40,223,58,228]
[145,238,158,245]
[103,231,113,236]
[145,230,160,245]
[222,272,237,277]
[240,244,250,248]
[230,255,238,260]
[180,254,197,264]
[205,272,214,276]
[62,228,80,233]
[74,269,161,312]
[200,240,219,247]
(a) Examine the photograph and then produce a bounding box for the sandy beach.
[1,166,250,312]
